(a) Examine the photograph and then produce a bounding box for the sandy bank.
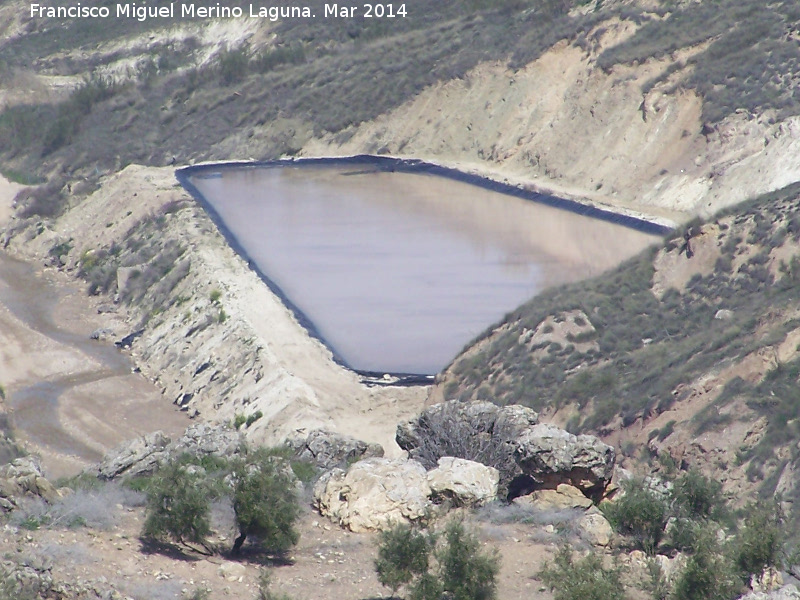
[0,175,22,226]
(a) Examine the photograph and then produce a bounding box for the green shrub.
[539,544,625,600]
[231,452,300,555]
[671,470,725,521]
[245,411,263,427]
[217,45,251,84]
[375,523,432,596]
[375,519,499,600]
[672,534,742,600]
[141,461,212,551]
[669,517,706,554]
[601,478,668,555]
[732,501,784,582]
[435,519,499,600]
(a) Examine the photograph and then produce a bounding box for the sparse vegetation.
[256,569,295,600]
[601,478,668,556]
[539,544,625,600]
[375,519,499,600]
[142,461,213,551]
[140,447,302,556]
[375,523,432,596]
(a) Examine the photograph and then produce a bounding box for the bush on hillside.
[375,519,499,600]
[538,544,625,600]
[141,461,212,551]
[230,450,300,555]
[671,470,725,520]
[601,478,669,555]
[672,532,742,600]
[374,523,432,596]
[733,501,784,583]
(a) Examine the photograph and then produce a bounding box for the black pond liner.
[176,155,672,386]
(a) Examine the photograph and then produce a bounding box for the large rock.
[96,430,171,480]
[578,511,614,547]
[426,457,499,507]
[287,429,384,471]
[396,400,539,488]
[95,424,244,480]
[313,457,431,532]
[513,483,594,511]
[168,423,244,461]
[0,456,60,509]
[514,423,615,497]
[397,401,615,499]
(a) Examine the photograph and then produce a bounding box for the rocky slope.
[437,183,800,526]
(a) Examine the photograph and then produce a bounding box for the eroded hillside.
[437,182,800,521]
[1,0,800,220]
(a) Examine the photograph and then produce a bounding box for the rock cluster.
[0,456,60,511]
[514,423,616,498]
[93,424,244,480]
[287,429,384,471]
[314,401,617,534]
[397,400,615,498]
[313,455,500,532]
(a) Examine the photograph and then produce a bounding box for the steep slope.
[437,182,800,521]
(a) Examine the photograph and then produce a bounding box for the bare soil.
[8,492,561,600]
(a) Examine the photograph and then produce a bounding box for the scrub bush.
[733,501,784,582]
[230,451,300,555]
[375,519,499,600]
[375,523,432,596]
[601,478,668,555]
[142,461,212,550]
[539,544,625,600]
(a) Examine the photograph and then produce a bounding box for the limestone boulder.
[287,429,384,471]
[95,424,244,480]
[218,561,247,581]
[0,456,60,509]
[168,423,244,461]
[426,457,499,507]
[96,430,171,480]
[514,423,615,497]
[739,584,800,600]
[313,457,431,532]
[749,568,784,595]
[578,511,614,547]
[513,483,594,511]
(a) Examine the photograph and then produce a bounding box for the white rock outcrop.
[313,457,432,532]
[426,457,499,507]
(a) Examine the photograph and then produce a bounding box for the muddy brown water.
[188,163,661,374]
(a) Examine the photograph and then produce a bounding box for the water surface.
[188,163,659,374]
